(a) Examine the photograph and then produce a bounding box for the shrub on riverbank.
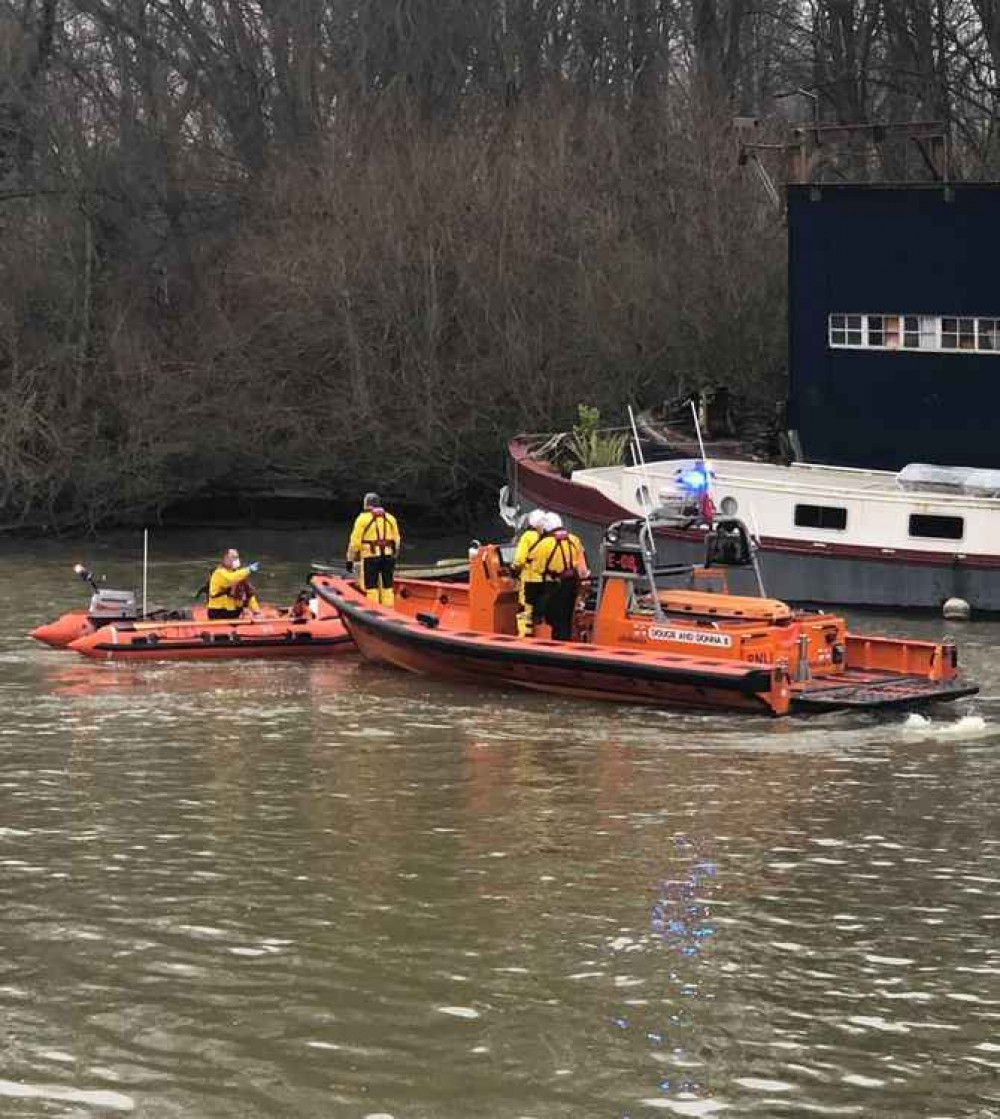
[0,96,785,531]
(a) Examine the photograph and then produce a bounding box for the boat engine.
[73,563,139,620]
[88,589,137,621]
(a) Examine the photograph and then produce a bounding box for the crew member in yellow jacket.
[525,513,589,640]
[510,508,547,637]
[347,492,401,605]
[207,549,261,619]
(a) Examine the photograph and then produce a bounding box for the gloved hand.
[345,559,354,573]
[247,561,261,574]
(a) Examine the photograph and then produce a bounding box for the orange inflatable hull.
[69,614,352,661]
[31,605,283,649]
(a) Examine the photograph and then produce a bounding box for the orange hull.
[311,541,977,716]
[313,575,789,714]
[31,605,282,649]
[32,611,105,648]
[69,614,352,661]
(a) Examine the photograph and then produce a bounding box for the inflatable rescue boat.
[311,519,977,716]
[31,565,280,648]
[68,605,351,661]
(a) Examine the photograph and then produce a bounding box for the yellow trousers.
[359,554,396,606]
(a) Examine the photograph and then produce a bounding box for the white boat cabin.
[571,459,1000,557]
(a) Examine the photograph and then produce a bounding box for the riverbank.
[2,99,786,538]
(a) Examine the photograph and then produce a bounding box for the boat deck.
[576,457,1000,505]
[792,671,977,712]
[582,458,899,493]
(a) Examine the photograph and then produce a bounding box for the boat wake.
[900,711,989,739]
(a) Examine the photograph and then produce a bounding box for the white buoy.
[942,597,971,620]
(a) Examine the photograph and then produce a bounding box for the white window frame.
[828,313,1000,355]
[978,317,1000,352]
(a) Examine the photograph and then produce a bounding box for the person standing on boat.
[510,508,547,637]
[526,513,588,641]
[207,549,261,619]
[347,492,401,606]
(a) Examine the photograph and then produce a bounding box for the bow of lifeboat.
[31,611,94,648]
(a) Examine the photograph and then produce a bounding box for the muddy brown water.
[2,528,1000,1117]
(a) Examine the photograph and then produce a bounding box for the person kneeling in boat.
[347,492,401,606]
[510,508,547,637]
[527,513,589,641]
[207,550,261,619]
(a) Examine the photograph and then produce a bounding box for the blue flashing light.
[679,468,709,492]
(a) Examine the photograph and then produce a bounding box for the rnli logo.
[648,626,732,648]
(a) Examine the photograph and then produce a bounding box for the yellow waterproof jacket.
[208,566,260,612]
[570,532,590,578]
[348,508,401,561]
[525,531,584,581]
[511,528,544,583]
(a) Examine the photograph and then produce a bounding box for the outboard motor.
[74,565,138,620]
[88,588,138,621]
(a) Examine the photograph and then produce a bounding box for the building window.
[794,504,848,530]
[978,318,1000,351]
[941,317,975,351]
[829,314,863,347]
[829,314,1000,354]
[867,314,901,348]
[909,514,964,540]
[903,315,938,350]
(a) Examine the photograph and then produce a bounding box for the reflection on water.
[1,533,1000,1117]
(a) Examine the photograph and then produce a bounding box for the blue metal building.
[786,183,1000,470]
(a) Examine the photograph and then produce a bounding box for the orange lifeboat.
[310,519,977,716]
[31,564,284,649]
[30,604,286,649]
[68,607,351,661]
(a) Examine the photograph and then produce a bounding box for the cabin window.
[794,504,847,531]
[909,514,964,540]
[830,314,1000,354]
